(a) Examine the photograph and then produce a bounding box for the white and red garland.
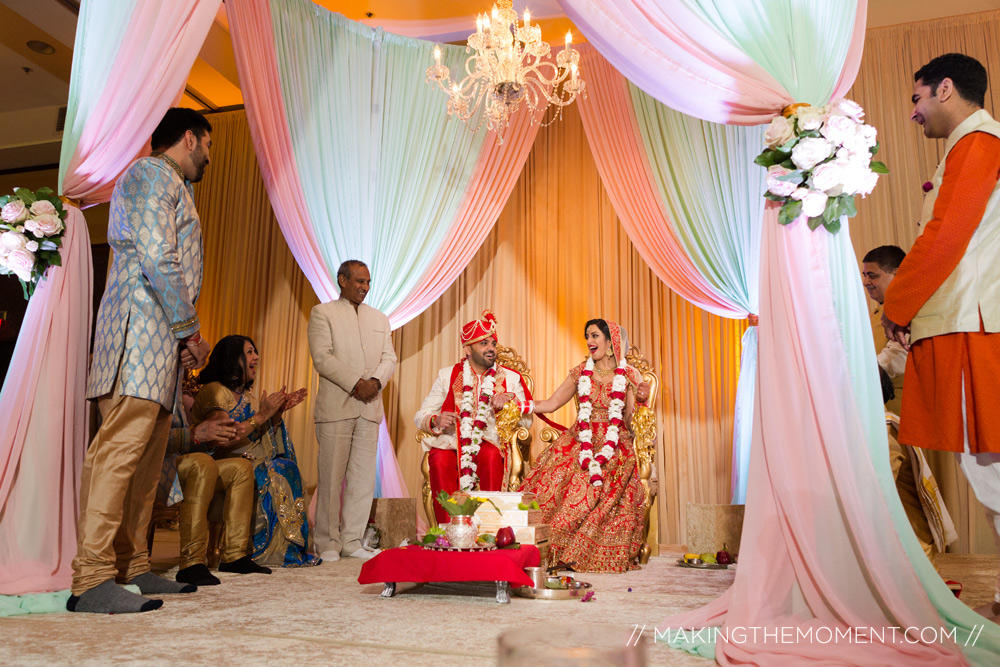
[577,356,628,486]
[458,359,497,491]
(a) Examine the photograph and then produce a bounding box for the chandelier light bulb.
[434,45,441,65]
[477,15,483,33]
[492,5,499,21]
[484,15,491,32]
[565,30,573,47]
[523,8,530,25]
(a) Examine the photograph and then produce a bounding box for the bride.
[494,319,650,573]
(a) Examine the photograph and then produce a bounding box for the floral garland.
[0,187,68,299]
[577,356,627,487]
[756,98,887,234]
[458,359,497,492]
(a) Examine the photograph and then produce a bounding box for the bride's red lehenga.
[520,361,646,573]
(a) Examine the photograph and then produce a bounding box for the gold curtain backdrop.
[847,9,1000,554]
[192,108,745,548]
[185,10,1000,552]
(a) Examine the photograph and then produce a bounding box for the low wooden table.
[357,544,540,604]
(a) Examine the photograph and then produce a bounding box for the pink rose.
[5,247,35,282]
[764,116,795,149]
[1,200,27,224]
[801,190,829,218]
[25,240,39,252]
[29,199,57,217]
[828,98,865,122]
[766,165,800,198]
[820,114,858,146]
[1,230,28,251]
[31,213,64,237]
[791,137,833,170]
[811,161,844,195]
[856,170,880,197]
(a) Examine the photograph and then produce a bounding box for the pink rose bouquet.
[755,98,888,233]
[0,186,68,299]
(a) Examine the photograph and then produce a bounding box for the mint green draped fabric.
[678,0,858,108]
[269,0,489,316]
[629,85,763,501]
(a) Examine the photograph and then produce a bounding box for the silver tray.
[423,543,497,552]
[512,581,593,599]
[676,558,730,570]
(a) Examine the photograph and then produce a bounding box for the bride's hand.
[491,392,515,410]
[636,381,651,404]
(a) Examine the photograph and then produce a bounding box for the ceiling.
[2,0,1000,172]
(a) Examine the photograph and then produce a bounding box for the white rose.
[801,190,829,218]
[791,187,809,201]
[22,217,40,235]
[31,213,64,237]
[856,170,880,197]
[25,240,39,252]
[764,116,795,149]
[820,114,858,147]
[29,199,57,217]
[834,159,869,196]
[766,165,800,198]
[1,200,28,224]
[791,137,834,170]
[858,124,877,148]
[795,105,826,131]
[6,247,35,282]
[1,230,28,251]
[810,161,844,195]
[829,98,865,122]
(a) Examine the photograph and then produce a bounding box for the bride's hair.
[583,318,611,340]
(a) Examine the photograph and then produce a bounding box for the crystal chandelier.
[425,0,586,143]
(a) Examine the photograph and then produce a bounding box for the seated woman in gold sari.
[193,335,319,568]
[495,319,650,573]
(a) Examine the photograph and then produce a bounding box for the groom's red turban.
[461,309,498,346]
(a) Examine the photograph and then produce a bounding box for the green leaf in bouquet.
[763,192,785,202]
[779,159,795,170]
[753,150,778,168]
[807,215,824,231]
[777,199,802,226]
[841,195,858,218]
[776,169,805,183]
[35,186,55,198]
[871,142,880,156]
[822,197,841,225]
[824,217,842,234]
[48,253,62,267]
[870,161,889,175]
[13,188,37,204]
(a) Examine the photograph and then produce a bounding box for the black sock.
[219,556,272,574]
[176,564,221,586]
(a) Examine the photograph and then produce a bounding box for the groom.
[414,310,532,524]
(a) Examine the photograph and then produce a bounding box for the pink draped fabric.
[563,0,980,663]
[389,107,544,327]
[0,0,220,595]
[665,209,962,664]
[0,210,92,595]
[575,46,744,318]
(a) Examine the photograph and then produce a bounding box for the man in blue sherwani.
[69,109,214,613]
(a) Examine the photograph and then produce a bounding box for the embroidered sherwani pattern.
[87,157,203,409]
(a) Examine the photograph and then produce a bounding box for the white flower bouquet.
[0,187,68,298]
[756,99,888,233]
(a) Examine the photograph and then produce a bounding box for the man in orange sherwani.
[882,53,1000,621]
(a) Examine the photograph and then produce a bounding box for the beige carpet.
[0,531,995,666]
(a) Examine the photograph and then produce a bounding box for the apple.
[716,544,732,565]
[495,526,515,548]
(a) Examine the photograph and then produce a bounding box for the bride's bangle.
[517,400,534,415]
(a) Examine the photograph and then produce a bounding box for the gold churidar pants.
[71,393,171,595]
[889,435,936,566]
[175,453,255,567]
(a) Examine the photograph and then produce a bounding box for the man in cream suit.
[308,260,396,561]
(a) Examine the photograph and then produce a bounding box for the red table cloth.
[358,544,539,587]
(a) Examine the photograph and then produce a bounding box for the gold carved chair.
[418,344,534,526]
[537,347,659,564]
